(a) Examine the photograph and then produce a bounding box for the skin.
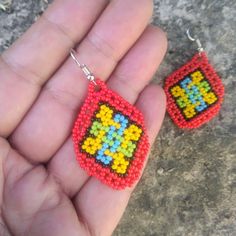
[0,0,167,235]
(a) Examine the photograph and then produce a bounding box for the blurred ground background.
[0,0,235,235]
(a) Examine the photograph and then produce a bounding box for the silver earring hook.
[70,49,97,85]
[186,29,204,54]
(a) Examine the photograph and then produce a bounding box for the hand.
[0,0,167,235]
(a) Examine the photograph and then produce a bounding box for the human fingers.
[107,25,167,104]
[0,0,109,136]
[1,139,88,236]
[11,0,154,163]
[0,138,10,234]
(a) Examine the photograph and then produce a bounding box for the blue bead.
[115,114,120,119]
[110,126,116,131]
[118,130,123,135]
[120,116,125,121]
[181,78,191,86]
[121,125,126,130]
[98,150,103,155]
[115,140,120,144]
[196,106,204,111]
[119,127,124,132]
[108,130,113,135]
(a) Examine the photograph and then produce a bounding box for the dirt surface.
[0,0,235,235]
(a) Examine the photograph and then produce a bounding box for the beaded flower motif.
[73,79,149,189]
[164,52,224,129]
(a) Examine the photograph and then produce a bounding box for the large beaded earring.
[70,50,149,190]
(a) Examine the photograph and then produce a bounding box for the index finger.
[0,0,108,136]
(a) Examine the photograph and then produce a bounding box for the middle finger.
[10,0,153,163]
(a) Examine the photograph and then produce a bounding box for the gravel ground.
[0,0,236,235]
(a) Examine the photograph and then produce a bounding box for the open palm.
[0,0,167,235]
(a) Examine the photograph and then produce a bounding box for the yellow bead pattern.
[170,70,218,119]
[81,104,142,175]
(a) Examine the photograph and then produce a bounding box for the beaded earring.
[70,50,149,190]
[164,30,224,129]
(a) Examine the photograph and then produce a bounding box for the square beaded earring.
[70,50,149,190]
[164,29,224,129]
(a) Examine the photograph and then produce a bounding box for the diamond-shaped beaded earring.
[70,50,149,190]
[164,29,224,129]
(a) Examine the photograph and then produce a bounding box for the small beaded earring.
[164,29,224,129]
[70,50,149,190]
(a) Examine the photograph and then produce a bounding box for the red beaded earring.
[164,30,224,129]
[70,50,149,190]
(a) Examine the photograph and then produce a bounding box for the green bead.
[125,151,130,157]
[109,141,114,146]
[127,152,132,158]
[127,141,132,147]
[177,98,185,108]
[120,148,125,154]
[128,147,134,152]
